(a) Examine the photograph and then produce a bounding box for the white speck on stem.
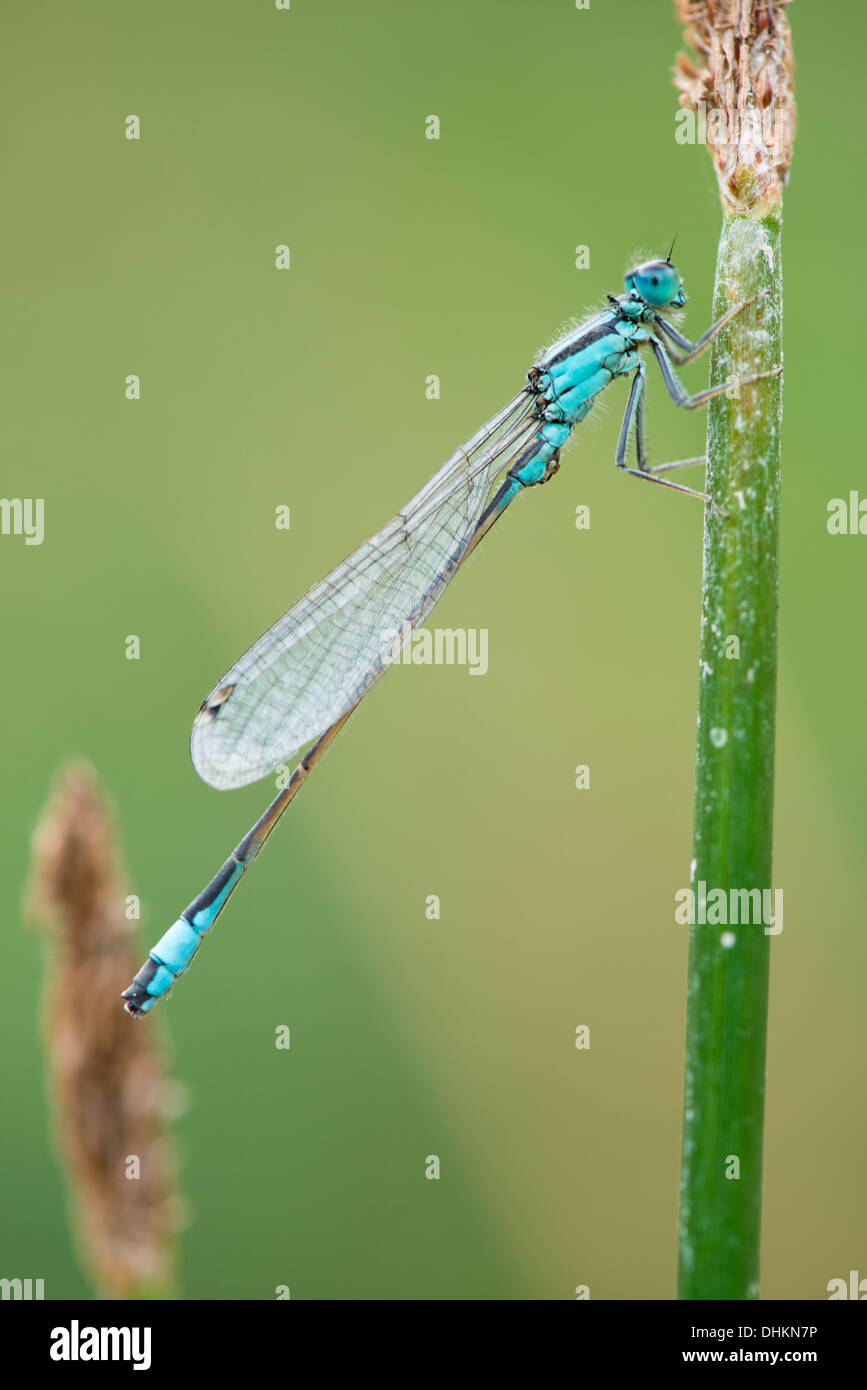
[720,931,736,949]
[709,727,728,749]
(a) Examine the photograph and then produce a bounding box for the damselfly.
[122,255,777,1016]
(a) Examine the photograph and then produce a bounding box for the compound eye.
[640,262,679,307]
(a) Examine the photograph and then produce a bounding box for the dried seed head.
[674,1,796,215]
[28,763,180,1298]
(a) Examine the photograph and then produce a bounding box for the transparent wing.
[191,389,538,788]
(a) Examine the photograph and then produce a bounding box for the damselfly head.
[624,259,685,310]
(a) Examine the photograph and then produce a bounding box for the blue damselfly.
[122,255,777,1016]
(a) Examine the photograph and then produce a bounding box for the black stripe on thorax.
[542,314,623,368]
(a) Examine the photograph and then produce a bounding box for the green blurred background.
[2,0,864,1300]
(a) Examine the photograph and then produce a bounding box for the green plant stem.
[678,212,783,1299]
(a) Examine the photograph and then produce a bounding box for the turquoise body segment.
[123,857,245,1013]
